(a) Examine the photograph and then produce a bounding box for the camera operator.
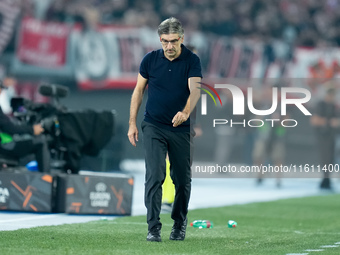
[0,81,50,172]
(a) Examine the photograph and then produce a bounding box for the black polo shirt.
[139,44,202,132]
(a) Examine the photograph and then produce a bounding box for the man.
[128,17,202,242]
[0,81,50,172]
[310,85,340,190]
[161,45,200,214]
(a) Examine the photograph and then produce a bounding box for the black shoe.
[320,178,332,190]
[169,218,187,241]
[146,226,161,242]
[256,178,263,186]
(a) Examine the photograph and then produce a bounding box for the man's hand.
[128,124,139,147]
[172,111,189,127]
[33,124,44,135]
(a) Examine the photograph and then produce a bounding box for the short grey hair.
[157,17,184,38]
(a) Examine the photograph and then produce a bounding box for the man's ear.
[181,35,184,43]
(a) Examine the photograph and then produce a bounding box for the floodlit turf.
[1,194,340,255]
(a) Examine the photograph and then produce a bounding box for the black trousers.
[0,135,50,172]
[142,121,193,231]
[317,134,335,179]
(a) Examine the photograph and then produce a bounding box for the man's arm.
[172,77,201,127]
[127,73,148,146]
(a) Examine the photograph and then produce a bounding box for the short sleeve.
[139,52,151,79]
[188,54,203,78]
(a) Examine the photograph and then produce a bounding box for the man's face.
[160,33,184,59]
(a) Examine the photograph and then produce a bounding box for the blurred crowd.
[2,0,340,48]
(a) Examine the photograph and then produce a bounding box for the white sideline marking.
[109,221,173,227]
[0,215,56,223]
[286,253,309,255]
[320,245,339,248]
[287,241,340,255]
[110,222,146,225]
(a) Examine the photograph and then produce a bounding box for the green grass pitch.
[1,194,340,255]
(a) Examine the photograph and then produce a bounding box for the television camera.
[10,84,115,173]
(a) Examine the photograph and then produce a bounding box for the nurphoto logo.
[199,83,312,128]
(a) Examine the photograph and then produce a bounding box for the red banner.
[17,18,70,68]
